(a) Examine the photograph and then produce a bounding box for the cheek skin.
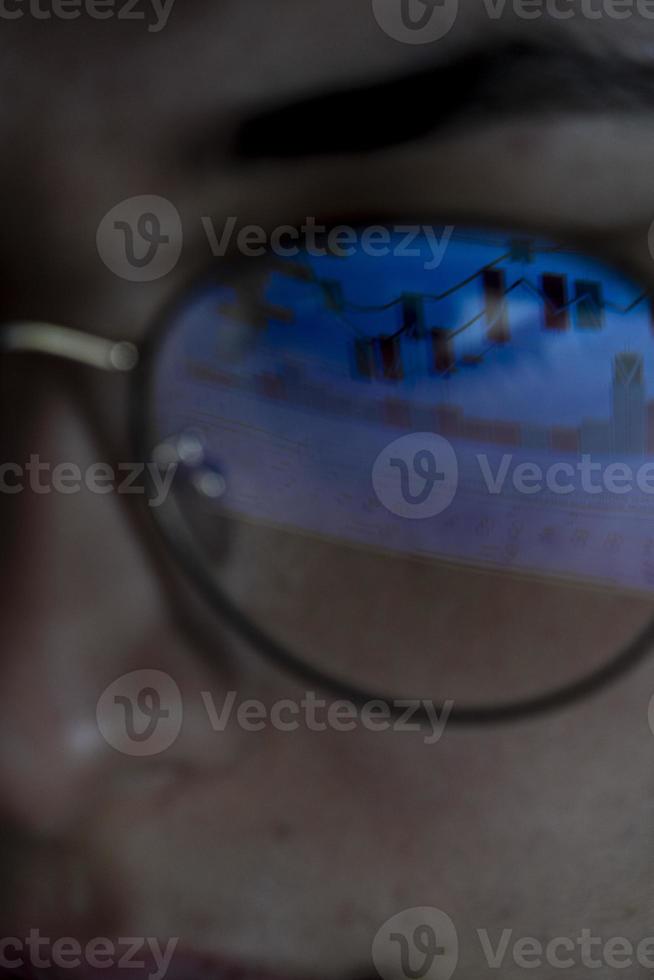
[32,659,654,978]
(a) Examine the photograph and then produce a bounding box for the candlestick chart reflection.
[149,229,654,704]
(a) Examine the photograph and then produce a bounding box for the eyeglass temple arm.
[0,322,139,373]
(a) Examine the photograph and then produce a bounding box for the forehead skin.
[3,4,654,978]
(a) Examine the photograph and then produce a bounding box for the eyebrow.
[234,40,654,160]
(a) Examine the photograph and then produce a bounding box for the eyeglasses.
[4,225,654,727]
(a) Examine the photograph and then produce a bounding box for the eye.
[138,225,654,717]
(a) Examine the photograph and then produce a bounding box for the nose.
[0,359,236,836]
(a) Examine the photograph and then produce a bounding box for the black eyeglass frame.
[4,263,654,727]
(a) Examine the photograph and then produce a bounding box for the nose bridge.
[0,361,203,834]
[0,359,246,836]
[0,380,151,829]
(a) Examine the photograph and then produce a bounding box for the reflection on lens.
[147,228,654,705]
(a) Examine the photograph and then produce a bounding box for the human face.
[2,4,654,979]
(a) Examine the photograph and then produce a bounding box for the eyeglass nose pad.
[151,431,228,501]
